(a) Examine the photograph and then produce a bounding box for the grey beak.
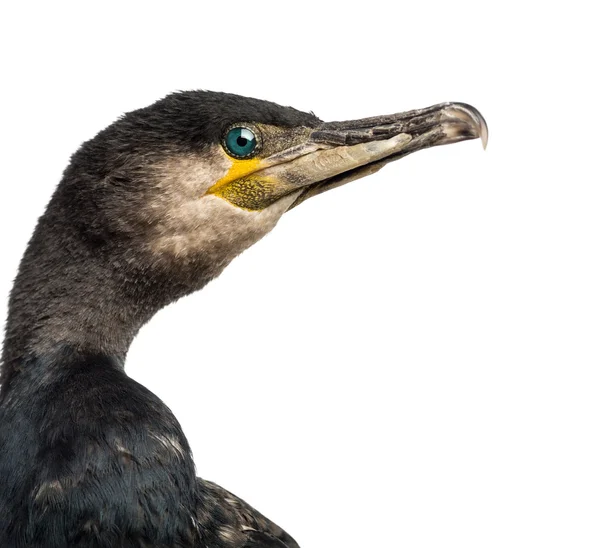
[285,102,487,209]
[311,102,488,150]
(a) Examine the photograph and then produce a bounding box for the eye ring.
[222,125,261,159]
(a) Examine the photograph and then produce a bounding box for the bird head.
[38,90,488,310]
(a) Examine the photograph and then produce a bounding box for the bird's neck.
[1,210,185,391]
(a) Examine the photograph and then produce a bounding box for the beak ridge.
[310,102,488,150]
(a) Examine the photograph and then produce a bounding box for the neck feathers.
[1,197,190,391]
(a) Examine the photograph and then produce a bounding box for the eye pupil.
[224,126,258,158]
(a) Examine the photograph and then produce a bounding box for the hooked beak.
[210,102,487,211]
[287,102,488,208]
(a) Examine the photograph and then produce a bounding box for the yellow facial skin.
[208,157,263,192]
[207,123,314,211]
[206,157,280,211]
[207,157,298,210]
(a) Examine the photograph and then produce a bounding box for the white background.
[1,2,598,547]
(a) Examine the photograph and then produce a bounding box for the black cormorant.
[0,91,487,547]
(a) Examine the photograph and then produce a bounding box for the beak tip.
[481,129,488,150]
[444,102,488,150]
[479,115,489,151]
[466,103,488,151]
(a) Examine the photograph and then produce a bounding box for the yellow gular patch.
[207,157,263,196]
[208,157,286,210]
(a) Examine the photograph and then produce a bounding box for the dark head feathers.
[71,90,322,175]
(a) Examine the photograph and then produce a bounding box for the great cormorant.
[0,91,487,547]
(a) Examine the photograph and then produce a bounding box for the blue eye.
[224,126,259,158]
